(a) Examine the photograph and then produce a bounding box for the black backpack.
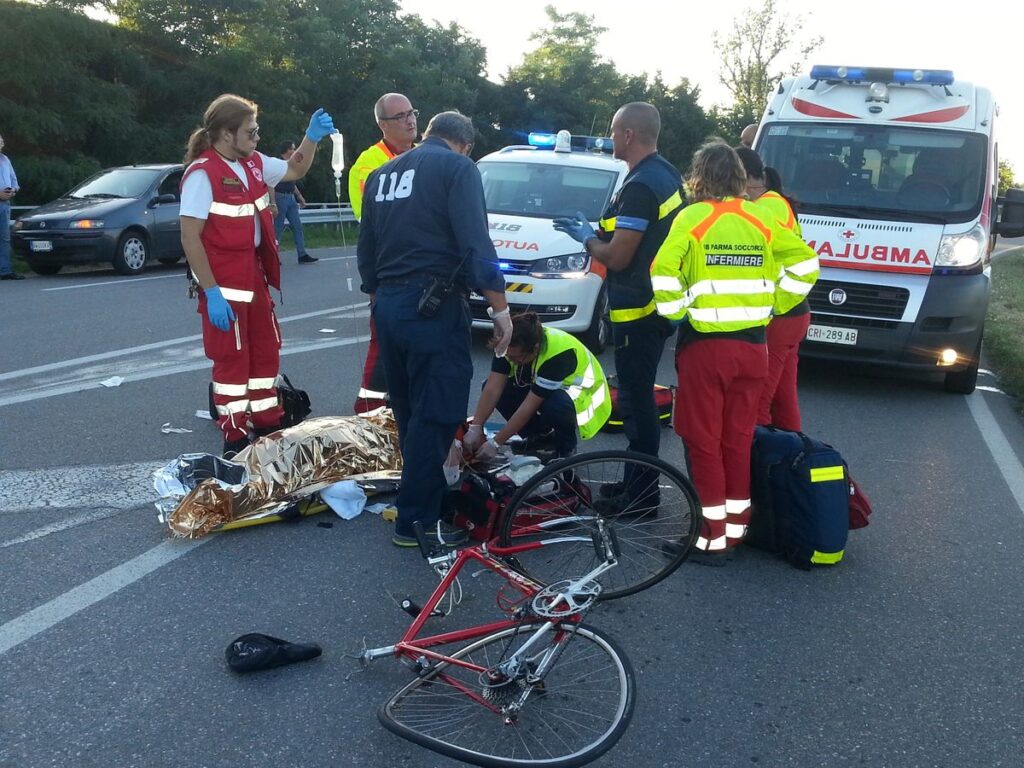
[207,373,311,429]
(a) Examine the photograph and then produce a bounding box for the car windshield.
[478,160,618,220]
[68,168,163,200]
[758,123,988,224]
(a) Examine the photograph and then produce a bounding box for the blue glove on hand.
[305,108,336,142]
[552,211,597,245]
[204,286,236,332]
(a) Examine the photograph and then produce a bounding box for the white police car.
[473,131,628,353]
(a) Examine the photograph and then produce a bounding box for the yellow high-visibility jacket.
[755,190,819,313]
[348,141,396,221]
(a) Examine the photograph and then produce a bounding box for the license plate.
[30,240,53,252]
[806,324,858,345]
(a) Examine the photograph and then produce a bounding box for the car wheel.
[27,261,61,276]
[158,255,182,266]
[113,230,149,275]
[579,284,611,354]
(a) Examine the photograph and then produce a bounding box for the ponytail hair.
[184,93,258,164]
[490,310,544,355]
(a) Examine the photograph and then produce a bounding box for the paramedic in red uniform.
[180,93,335,457]
[349,93,419,414]
[735,146,819,431]
[651,141,817,563]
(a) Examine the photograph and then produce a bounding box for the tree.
[999,159,1016,197]
[712,0,822,128]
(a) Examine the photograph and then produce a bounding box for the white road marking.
[0,335,370,407]
[967,392,1024,514]
[0,509,127,548]
[0,461,166,514]
[0,538,210,656]
[42,273,184,292]
[0,301,367,382]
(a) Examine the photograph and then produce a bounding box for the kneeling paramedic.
[464,312,611,462]
[180,94,335,457]
[651,140,816,560]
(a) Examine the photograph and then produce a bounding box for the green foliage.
[999,159,1016,196]
[712,0,822,120]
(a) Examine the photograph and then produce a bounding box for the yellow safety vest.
[348,141,396,221]
[509,327,611,440]
[756,191,819,313]
[650,197,815,331]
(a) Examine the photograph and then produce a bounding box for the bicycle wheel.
[497,450,700,600]
[379,622,635,768]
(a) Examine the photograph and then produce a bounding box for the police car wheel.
[580,286,610,354]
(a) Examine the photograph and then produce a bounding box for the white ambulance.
[756,65,1024,393]
[472,132,628,353]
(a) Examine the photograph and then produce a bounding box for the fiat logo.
[829,288,848,306]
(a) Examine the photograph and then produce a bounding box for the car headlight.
[936,224,986,268]
[13,220,23,230]
[70,219,105,229]
[529,252,590,278]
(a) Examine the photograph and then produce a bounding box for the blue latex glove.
[305,108,335,142]
[552,211,597,245]
[204,286,236,332]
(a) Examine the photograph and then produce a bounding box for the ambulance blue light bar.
[810,65,954,86]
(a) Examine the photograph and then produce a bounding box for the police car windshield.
[69,168,162,200]
[478,160,618,220]
[758,124,987,224]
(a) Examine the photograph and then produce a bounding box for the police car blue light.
[528,132,558,147]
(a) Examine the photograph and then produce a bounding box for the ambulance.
[472,132,628,353]
[756,65,1024,393]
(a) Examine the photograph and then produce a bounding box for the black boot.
[223,437,251,460]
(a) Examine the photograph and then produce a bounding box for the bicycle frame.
[361,532,617,688]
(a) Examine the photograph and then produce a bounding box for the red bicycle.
[362,519,635,767]
[363,450,701,767]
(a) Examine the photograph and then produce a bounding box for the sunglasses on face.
[381,109,419,122]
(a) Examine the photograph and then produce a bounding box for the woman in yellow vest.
[735,147,819,432]
[651,140,817,561]
[464,312,611,461]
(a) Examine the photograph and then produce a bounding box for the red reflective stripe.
[791,98,860,119]
[892,105,970,123]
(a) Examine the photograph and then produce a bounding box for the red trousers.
[200,284,283,442]
[675,338,767,550]
[757,313,810,431]
[354,314,389,413]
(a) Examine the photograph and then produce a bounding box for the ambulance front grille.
[808,280,909,320]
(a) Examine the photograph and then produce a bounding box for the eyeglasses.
[245,125,260,139]
[381,109,419,122]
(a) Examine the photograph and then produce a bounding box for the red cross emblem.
[840,229,856,240]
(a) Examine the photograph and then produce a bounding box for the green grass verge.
[278,222,360,250]
[987,248,1024,405]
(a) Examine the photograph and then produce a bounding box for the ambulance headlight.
[936,224,987,268]
[531,253,590,278]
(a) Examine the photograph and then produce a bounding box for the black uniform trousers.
[373,278,472,537]
[612,313,670,501]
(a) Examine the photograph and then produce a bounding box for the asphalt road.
[2,243,1024,768]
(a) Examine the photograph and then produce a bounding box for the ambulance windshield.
[478,161,618,220]
[758,124,987,224]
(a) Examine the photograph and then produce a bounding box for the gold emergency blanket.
[167,412,402,538]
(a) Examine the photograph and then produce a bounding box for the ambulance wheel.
[943,332,982,395]
[113,229,149,275]
[580,285,610,354]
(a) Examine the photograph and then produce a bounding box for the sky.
[398,0,1024,175]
